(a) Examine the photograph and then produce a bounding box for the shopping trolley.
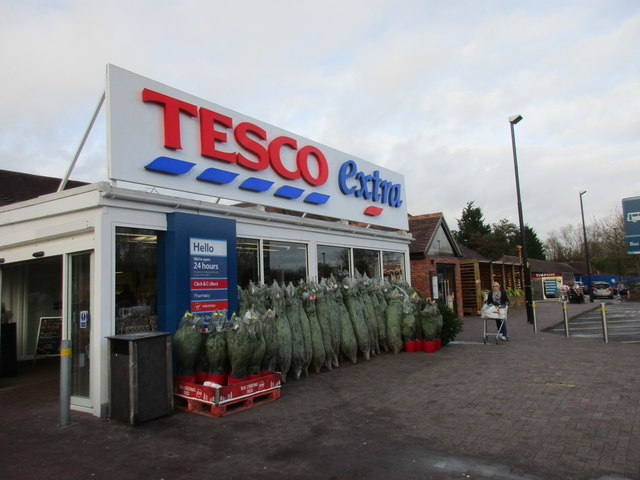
[480,305,508,344]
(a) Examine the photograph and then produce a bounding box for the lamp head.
[509,114,523,125]
[579,190,587,196]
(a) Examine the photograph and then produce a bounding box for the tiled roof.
[564,261,600,275]
[0,169,87,207]
[457,243,489,261]
[408,212,461,257]
[499,255,580,274]
[408,213,441,254]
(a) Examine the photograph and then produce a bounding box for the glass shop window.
[263,240,307,285]
[317,245,350,282]
[353,248,381,278]
[237,237,260,287]
[115,227,158,334]
[383,251,405,280]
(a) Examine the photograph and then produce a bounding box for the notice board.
[35,316,62,357]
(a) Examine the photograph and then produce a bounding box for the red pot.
[423,340,437,353]
[403,340,418,352]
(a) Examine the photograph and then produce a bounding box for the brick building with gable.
[408,213,464,318]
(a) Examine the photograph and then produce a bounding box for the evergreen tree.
[524,225,546,260]
[454,202,546,262]
[453,201,491,251]
[492,219,520,256]
[475,219,520,261]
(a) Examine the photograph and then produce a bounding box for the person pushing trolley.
[480,282,509,344]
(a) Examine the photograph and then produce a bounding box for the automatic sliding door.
[70,252,91,402]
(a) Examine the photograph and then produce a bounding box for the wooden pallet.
[175,388,281,418]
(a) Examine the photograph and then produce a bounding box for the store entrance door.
[437,264,456,312]
[69,252,92,405]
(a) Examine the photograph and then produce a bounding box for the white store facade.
[0,65,411,417]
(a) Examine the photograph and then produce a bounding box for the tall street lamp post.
[509,114,534,325]
[579,190,593,302]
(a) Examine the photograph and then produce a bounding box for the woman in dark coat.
[485,282,509,339]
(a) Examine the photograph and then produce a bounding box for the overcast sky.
[1,0,638,240]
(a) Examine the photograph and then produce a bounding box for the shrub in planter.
[506,288,525,307]
[436,302,464,346]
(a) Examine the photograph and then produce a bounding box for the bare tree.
[544,224,583,262]
[545,207,640,276]
[590,207,633,276]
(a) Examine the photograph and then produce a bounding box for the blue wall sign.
[189,237,229,313]
[622,196,640,254]
[158,213,237,332]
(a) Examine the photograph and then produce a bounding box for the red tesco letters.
[142,88,328,187]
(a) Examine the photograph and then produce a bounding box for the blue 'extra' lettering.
[338,159,403,208]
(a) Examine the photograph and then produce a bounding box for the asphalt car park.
[546,298,640,343]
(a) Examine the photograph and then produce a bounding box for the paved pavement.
[1,299,639,480]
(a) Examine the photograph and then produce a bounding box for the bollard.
[562,301,570,337]
[532,301,538,333]
[59,340,72,427]
[600,303,609,344]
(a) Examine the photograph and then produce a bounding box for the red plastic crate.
[174,372,281,417]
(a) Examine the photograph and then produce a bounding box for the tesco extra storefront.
[0,65,411,417]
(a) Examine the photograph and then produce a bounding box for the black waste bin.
[1,323,17,377]
[107,332,173,425]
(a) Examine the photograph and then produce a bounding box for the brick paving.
[0,299,639,479]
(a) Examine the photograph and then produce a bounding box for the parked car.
[591,281,614,299]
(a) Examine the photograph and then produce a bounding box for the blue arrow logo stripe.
[145,159,332,204]
[274,185,305,199]
[304,192,330,205]
[145,157,196,175]
[197,168,239,184]
[239,177,274,192]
